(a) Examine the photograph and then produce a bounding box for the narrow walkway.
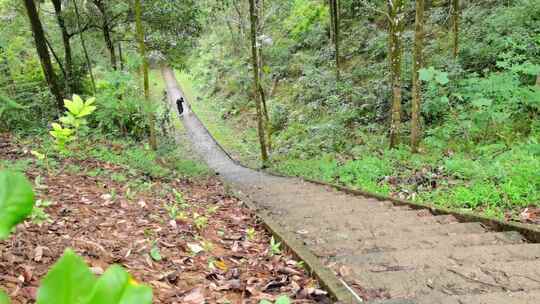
[162,66,540,304]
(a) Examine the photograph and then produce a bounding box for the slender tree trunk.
[44,36,66,78]
[73,0,96,94]
[94,0,117,70]
[51,0,75,95]
[329,0,340,81]
[387,0,403,149]
[23,0,64,111]
[451,0,459,59]
[135,0,157,150]
[118,42,124,70]
[248,0,269,165]
[536,74,540,86]
[411,0,425,153]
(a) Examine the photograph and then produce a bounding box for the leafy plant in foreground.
[35,248,152,304]
[0,170,35,239]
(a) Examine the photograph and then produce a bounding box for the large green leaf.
[86,265,152,304]
[36,249,97,304]
[0,170,35,239]
[0,290,10,304]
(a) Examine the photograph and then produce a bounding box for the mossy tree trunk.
[387,0,404,149]
[23,0,64,111]
[328,0,340,81]
[411,0,425,153]
[135,0,157,150]
[248,0,269,166]
[51,0,75,95]
[451,0,460,58]
[93,0,117,70]
[73,0,96,94]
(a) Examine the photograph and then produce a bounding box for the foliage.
[35,249,152,304]
[50,95,96,152]
[259,295,291,304]
[0,170,35,239]
[92,71,152,138]
[269,236,282,256]
[189,0,540,218]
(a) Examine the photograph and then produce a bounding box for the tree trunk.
[329,0,340,81]
[451,0,459,59]
[118,41,124,70]
[23,0,64,111]
[536,74,540,86]
[51,0,75,95]
[411,0,425,153]
[387,0,403,149]
[135,0,157,150]
[73,0,96,94]
[248,0,269,165]
[94,0,117,70]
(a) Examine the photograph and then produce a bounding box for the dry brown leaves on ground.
[0,134,329,304]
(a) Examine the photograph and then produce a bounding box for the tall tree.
[450,0,459,58]
[248,0,269,165]
[387,0,404,149]
[73,0,96,94]
[411,0,425,152]
[51,0,74,95]
[135,0,157,150]
[328,0,340,81]
[23,0,64,111]
[92,0,118,70]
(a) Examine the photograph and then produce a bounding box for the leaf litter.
[0,134,329,304]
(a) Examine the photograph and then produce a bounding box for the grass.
[180,73,540,221]
[175,71,262,168]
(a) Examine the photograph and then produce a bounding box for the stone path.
[162,66,540,304]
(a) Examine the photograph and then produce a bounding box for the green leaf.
[86,265,152,304]
[86,265,129,304]
[150,246,162,261]
[258,300,272,304]
[0,290,10,304]
[435,72,449,85]
[0,171,35,239]
[118,283,153,304]
[36,249,97,304]
[471,98,493,108]
[275,295,291,304]
[419,67,435,82]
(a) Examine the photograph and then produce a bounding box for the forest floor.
[163,68,540,303]
[0,133,327,304]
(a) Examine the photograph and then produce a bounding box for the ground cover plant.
[186,0,540,222]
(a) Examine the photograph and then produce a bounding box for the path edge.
[225,184,359,304]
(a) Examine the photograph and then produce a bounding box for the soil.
[0,133,328,304]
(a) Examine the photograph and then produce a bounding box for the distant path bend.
[161,66,540,304]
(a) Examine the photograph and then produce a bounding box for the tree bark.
[451,0,459,59]
[387,0,403,149]
[23,0,64,111]
[248,0,269,165]
[329,0,340,81]
[73,0,96,94]
[94,0,117,70]
[118,41,124,70]
[411,0,425,153]
[51,0,75,95]
[135,0,157,150]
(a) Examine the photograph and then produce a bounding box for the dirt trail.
[162,66,540,304]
